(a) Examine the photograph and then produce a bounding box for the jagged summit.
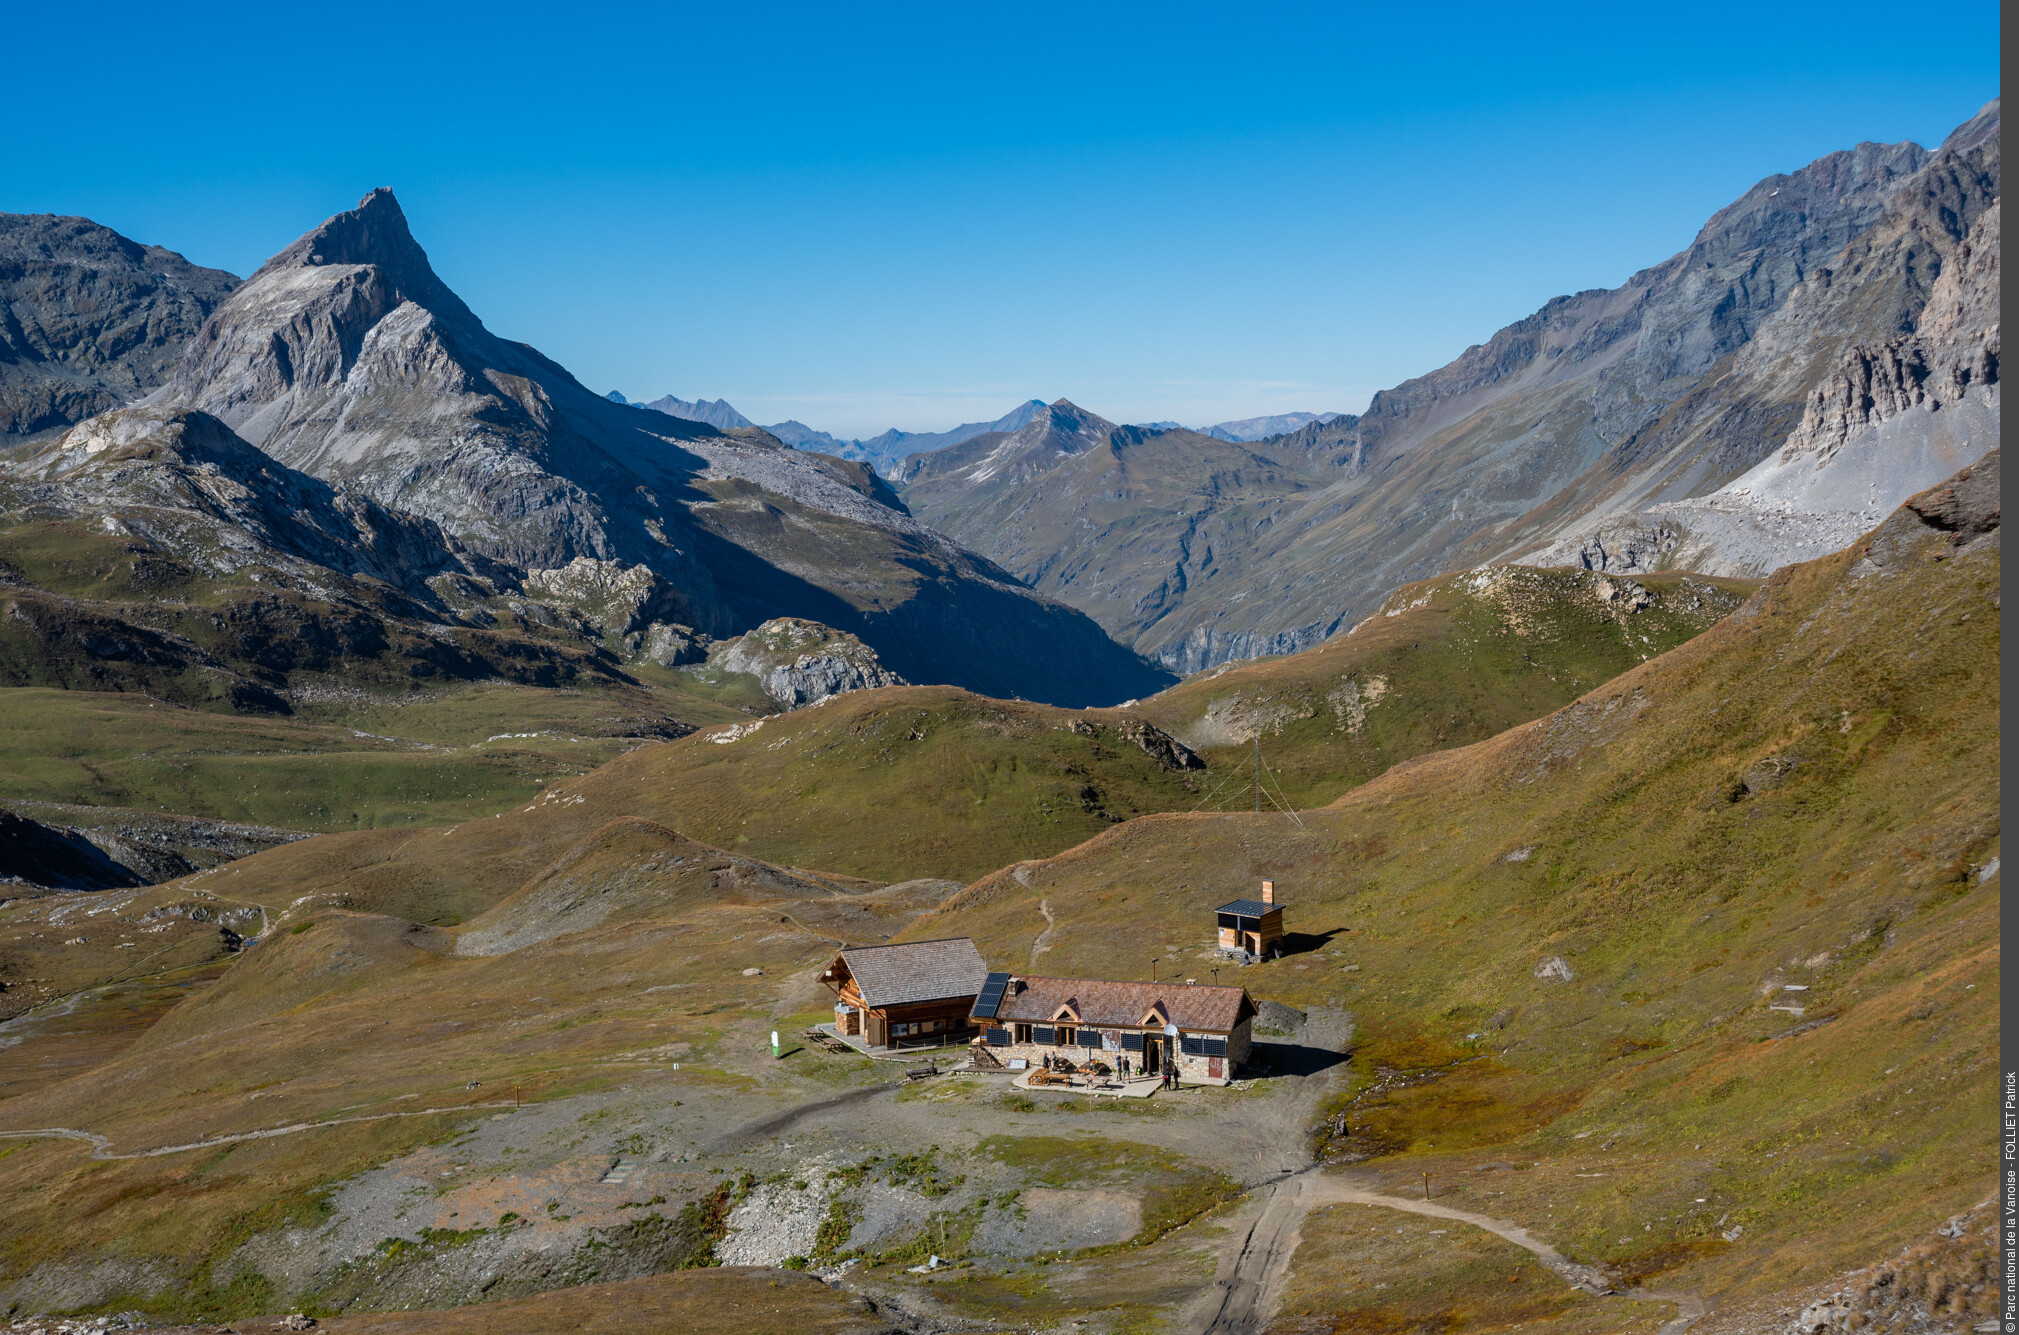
[259,188,449,291]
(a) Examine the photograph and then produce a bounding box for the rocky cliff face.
[0,213,238,440]
[1525,105,1999,578]
[141,189,1166,706]
[1780,199,1998,464]
[11,405,481,595]
[889,102,1999,670]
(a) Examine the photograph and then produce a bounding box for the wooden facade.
[1216,879,1286,959]
[822,938,990,1052]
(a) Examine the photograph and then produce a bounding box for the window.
[1056,1027,1076,1047]
[1015,1023,1033,1043]
[925,1018,942,1033]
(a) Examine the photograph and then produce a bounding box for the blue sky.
[7,2,1998,437]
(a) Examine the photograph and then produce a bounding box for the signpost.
[771,1030,781,1059]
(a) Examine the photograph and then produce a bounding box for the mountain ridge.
[892,105,1998,671]
[0,213,239,441]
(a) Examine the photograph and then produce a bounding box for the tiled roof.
[982,975,1253,1033]
[838,938,989,1008]
[1216,899,1282,917]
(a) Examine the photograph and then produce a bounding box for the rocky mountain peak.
[247,186,475,325]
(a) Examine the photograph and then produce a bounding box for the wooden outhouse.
[970,974,1256,1085]
[1216,880,1286,959]
[821,937,989,1051]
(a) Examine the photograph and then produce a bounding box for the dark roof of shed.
[1216,899,1284,917]
[838,938,989,1008]
[981,975,1253,1033]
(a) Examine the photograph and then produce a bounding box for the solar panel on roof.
[973,971,1012,1018]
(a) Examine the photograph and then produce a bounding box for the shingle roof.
[1216,899,1282,917]
[982,975,1253,1033]
[838,938,989,1008]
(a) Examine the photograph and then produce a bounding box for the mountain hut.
[821,937,990,1051]
[970,974,1256,1085]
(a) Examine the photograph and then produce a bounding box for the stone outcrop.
[522,556,705,664]
[713,618,906,708]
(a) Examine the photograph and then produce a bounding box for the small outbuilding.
[821,937,990,1051]
[1216,879,1286,960]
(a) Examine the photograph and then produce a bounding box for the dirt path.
[1030,897,1058,965]
[1187,1172,1706,1335]
[0,1100,519,1160]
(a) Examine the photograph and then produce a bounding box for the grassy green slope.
[18,568,1756,911]
[907,462,2000,1310]
[1136,567,1754,808]
[70,688,1211,929]
[0,678,754,833]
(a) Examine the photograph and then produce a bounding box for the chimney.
[1261,880,1275,904]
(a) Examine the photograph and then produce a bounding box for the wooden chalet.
[1216,879,1285,959]
[970,973,1256,1085]
[822,938,989,1051]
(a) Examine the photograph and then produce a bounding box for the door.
[1209,1056,1224,1080]
[867,1013,888,1048]
[1142,1039,1160,1074]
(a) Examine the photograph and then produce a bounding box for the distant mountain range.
[612,393,1349,476]
[3,99,1994,693]
[1200,411,1344,442]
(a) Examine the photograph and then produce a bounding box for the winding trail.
[1030,897,1058,966]
[1190,1170,1705,1335]
[0,1101,520,1161]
